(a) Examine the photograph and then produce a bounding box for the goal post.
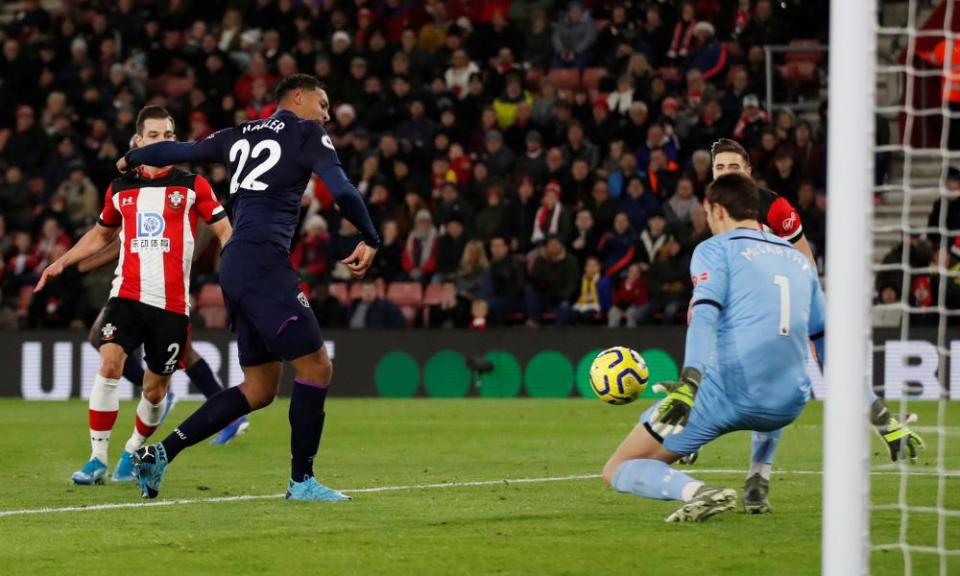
[823,0,875,573]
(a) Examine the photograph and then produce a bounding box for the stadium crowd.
[0,0,845,331]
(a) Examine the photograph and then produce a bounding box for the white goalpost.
[826,0,959,574]
[823,0,874,573]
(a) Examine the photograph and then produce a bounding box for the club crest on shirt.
[297,292,310,308]
[781,213,798,231]
[167,190,185,210]
[101,323,117,341]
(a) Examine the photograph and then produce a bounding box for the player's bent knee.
[99,345,126,379]
[602,458,623,488]
[291,348,333,387]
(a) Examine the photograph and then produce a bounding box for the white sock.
[680,480,705,502]
[749,462,772,480]
[124,393,165,454]
[88,374,120,464]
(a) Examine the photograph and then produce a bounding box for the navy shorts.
[220,240,324,366]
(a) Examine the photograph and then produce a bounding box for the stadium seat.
[795,61,818,83]
[197,283,224,309]
[349,282,385,301]
[386,282,423,307]
[421,283,445,325]
[423,283,444,306]
[524,68,544,90]
[785,39,824,64]
[581,68,608,90]
[547,68,580,91]
[328,282,350,306]
[198,306,228,330]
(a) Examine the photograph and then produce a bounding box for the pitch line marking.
[0,468,955,518]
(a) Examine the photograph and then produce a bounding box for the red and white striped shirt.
[98,167,226,315]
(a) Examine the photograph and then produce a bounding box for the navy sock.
[122,354,145,388]
[289,379,328,483]
[185,357,223,398]
[161,386,251,462]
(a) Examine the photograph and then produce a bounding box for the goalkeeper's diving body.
[601,173,825,522]
[709,138,925,515]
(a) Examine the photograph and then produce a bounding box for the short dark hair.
[710,138,750,166]
[136,105,174,135]
[275,74,324,102]
[706,173,759,221]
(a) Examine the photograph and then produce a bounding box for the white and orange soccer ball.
[588,347,649,405]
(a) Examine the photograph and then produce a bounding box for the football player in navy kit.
[119,75,380,501]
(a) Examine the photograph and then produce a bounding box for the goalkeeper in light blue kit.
[601,173,825,522]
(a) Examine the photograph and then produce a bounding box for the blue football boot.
[111,451,136,482]
[71,457,108,485]
[210,416,250,445]
[132,444,168,499]
[285,477,351,502]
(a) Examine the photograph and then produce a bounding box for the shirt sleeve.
[125,129,231,169]
[98,184,121,227]
[808,270,826,361]
[193,175,227,224]
[683,240,728,374]
[689,240,728,311]
[766,196,804,243]
[306,126,381,247]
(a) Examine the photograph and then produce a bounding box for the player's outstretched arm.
[649,241,726,438]
[36,224,119,292]
[118,132,226,173]
[76,238,121,274]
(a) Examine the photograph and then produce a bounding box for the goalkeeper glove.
[649,367,702,438]
[871,398,925,463]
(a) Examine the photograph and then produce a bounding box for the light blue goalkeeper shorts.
[639,375,807,456]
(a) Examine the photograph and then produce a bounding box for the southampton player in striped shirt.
[37,106,232,485]
[117,75,380,501]
[707,139,924,514]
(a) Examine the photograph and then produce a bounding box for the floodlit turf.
[0,399,956,575]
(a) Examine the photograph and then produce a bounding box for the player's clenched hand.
[649,367,701,438]
[35,261,65,292]
[340,242,378,279]
[116,156,129,173]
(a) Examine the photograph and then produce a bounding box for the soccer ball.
[588,347,649,405]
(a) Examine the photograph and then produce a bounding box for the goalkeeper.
[601,173,826,522]
[705,137,924,514]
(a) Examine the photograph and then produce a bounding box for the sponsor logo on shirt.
[132,212,170,253]
[691,271,709,287]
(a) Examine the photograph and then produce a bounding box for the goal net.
[827,0,959,574]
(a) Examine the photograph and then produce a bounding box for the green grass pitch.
[0,398,956,575]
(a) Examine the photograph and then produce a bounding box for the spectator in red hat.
[531,182,572,247]
[688,21,728,82]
